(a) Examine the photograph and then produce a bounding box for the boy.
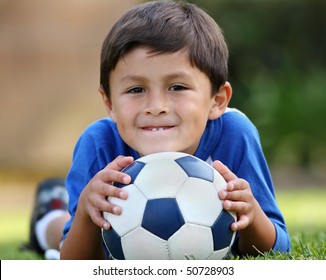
[27,0,290,259]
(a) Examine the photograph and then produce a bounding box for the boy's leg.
[21,178,69,255]
[35,209,70,251]
[46,212,70,250]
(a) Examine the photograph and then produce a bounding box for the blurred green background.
[0,0,325,255]
[189,0,326,173]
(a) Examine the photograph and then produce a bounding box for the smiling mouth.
[142,126,174,132]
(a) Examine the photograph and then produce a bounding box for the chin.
[138,146,195,157]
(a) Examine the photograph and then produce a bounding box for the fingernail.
[223,200,231,209]
[122,176,130,184]
[226,183,234,191]
[119,191,127,199]
[112,206,121,215]
[219,190,227,199]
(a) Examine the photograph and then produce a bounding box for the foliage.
[188,0,326,168]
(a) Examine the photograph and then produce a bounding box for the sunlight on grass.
[1,190,325,241]
[0,187,325,259]
[0,210,30,243]
[276,188,326,232]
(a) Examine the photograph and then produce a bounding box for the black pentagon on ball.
[141,198,185,240]
[175,156,214,182]
[102,227,125,260]
[114,161,146,188]
[211,210,236,250]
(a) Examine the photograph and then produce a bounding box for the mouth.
[141,126,174,132]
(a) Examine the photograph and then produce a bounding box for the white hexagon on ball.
[122,227,169,260]
[176,177,223,226]
[134,160,188,199]
[168,223,213,259]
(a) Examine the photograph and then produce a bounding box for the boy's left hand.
[212,160,257,232]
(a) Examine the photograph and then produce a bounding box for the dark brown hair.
[100,0,228,99]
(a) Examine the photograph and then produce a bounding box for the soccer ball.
[102,152,236,260]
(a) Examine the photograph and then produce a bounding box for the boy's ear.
[98,86,117,122]
[208,82,232,120]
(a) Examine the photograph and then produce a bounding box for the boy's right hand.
[78,155,134,230]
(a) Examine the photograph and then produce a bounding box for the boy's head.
[100,0,229,100]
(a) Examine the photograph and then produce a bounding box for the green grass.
[240,231,325,260]
[0,188,325,260]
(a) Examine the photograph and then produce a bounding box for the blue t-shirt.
[63,108,290,255]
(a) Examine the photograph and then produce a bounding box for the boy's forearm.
[237,199,276,256]
[60,206,106,260]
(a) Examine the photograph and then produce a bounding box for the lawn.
[0,188,325,260]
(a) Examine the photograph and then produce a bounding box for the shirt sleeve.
[62,130,101,240]
[220,111,291,254]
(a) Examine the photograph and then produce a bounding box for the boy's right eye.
[126,87,145,94]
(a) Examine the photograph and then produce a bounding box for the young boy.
[27,0,290,259]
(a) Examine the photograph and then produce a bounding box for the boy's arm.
[60,202,106,259]
[60,156,133,260]
[236,200,276,255]
[213,160,276,256]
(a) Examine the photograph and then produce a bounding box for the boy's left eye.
[169,84,187,91]
[126,87,145,94]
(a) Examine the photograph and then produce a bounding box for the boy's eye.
[127,87,145,94]
[169,84,187,91]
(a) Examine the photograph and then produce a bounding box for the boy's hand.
[79,156,134,230]
[213,160,257,232]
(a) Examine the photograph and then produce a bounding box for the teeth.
[151,128,165,132]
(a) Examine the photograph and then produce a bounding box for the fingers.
[87,175,129,223]
[95,155,134,198]
[81,156,135,229]
[220,193,254,232]
[88,187,123,213]
[88,173,129,200]
[212,160,237,182]
[231,215,250,231]
[213,161,255,232]
[100,156,134,186]
[221,180,252,201]
[222,199,253,215]
[85,183,125,230]
[105,155,134,172]
[88,208,111,230]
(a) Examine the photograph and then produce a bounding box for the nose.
[144,91,169,116]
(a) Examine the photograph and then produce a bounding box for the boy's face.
[103,47,230,156]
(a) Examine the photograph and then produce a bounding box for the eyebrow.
[120,75,146,84]
[120,71,193,84]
